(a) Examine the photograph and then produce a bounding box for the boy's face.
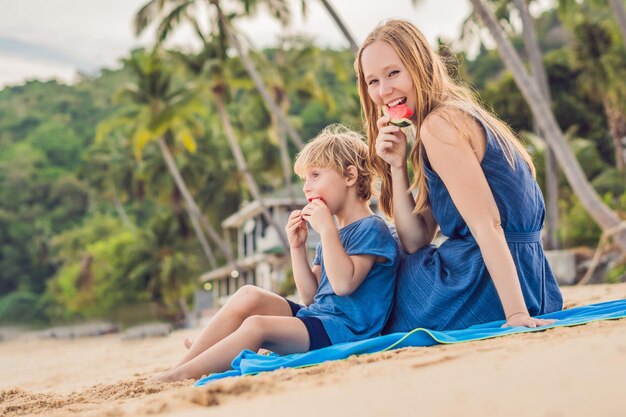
[301,166,348,214]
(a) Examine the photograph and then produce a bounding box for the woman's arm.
[420,112,553,328]
[375,116,438,253]
[390,163,438,253]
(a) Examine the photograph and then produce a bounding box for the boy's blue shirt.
[296,215,400,344]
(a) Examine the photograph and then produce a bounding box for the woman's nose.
[379,80,393,98]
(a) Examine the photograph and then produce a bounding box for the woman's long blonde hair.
[354,19,535,217]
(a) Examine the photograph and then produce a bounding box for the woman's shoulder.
[420,106,486,158]
[421,107,476,141]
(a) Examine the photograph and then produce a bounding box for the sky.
[0,0,472,89]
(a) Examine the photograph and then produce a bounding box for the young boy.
[148,125,399,383]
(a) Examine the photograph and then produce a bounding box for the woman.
[354,19,562,331]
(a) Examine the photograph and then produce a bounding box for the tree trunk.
[157,137,234,265]
[609,0,626,52]
[470,0,626,251]
[544,149,560,248]
[272,112,295,203]
[514,0,560,249]
[214,2,304,149]
[111,190,134,231]
[214,92,291,252]
[188,207,218,269]
[602,99,626,171]
[318,0,359,53]
[271,89,296,203]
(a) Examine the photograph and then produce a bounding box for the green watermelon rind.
[382,105,413,128]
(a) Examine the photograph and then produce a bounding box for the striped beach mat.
[195,298,626,386]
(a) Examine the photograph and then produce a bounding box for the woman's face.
[361,40,416,121]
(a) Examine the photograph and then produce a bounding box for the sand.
[1,283,626,417]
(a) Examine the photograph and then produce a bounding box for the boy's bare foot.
[184,337,193,349]
[146,370,177,383]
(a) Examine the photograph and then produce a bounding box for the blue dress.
[382,120,563,333]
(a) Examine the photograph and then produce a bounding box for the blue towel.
[195,298,626,386]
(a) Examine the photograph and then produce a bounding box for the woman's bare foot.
[184,337,193,349]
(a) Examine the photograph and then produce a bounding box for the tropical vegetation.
[0,0,624,326]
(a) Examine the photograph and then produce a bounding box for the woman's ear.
[345,165,358,187]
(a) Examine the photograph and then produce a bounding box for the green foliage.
[606,263,626,284]
[1,0,625,323]
[0,291,48,325]
[570,138,608,179]
[47,215,147,319]
[592,169,626,198]
[276,268,296,297]
[46,210,202,321]
[559,195,602,247]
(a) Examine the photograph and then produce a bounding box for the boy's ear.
[345,165,358,187]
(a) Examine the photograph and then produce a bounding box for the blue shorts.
[285,299,332,351]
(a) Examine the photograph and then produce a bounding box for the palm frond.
[263,0,291,27]
[134,0,163,36]
[156,1,195,46]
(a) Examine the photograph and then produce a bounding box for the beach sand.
[2,283,626,417]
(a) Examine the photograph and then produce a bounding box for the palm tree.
[609,0,626,50]
[84,134,138,231]
[460,0,561,249]
[571,19,626,172]
[254,37,335,198]
[97,49,233,268]
[556,0,626,172]
[134,0,305,149]
[512,0,560,249]
[125,210,199,322]
[470,0,626,251]
[136,135,222,267]
[559,0,626,52]
[173,35,290,251]
[316,0,359,53]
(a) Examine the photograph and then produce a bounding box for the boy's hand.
[302,199,333,235]
[286,210,308,249]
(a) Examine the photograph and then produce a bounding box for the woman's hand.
[286,210,308,249]
[502,312,557,328]
[375,115,408,169]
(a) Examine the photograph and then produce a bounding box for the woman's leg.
[175,285,294,367]
[151,316,309,382]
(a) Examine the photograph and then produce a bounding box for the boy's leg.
[176,285,295,367]
[152,316,309,382]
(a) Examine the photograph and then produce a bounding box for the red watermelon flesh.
[383,103,413,127]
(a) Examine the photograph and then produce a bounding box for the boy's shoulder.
[349,214,393,234]
[342,215,396,246]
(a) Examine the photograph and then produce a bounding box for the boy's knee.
[230,285,264,310]
[239,315,268,339]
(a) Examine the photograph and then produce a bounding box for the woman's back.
[383,118,563,333]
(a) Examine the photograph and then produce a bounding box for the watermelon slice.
[382,103,413,127]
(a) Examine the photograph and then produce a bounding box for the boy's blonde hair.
[294,125,373,201]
